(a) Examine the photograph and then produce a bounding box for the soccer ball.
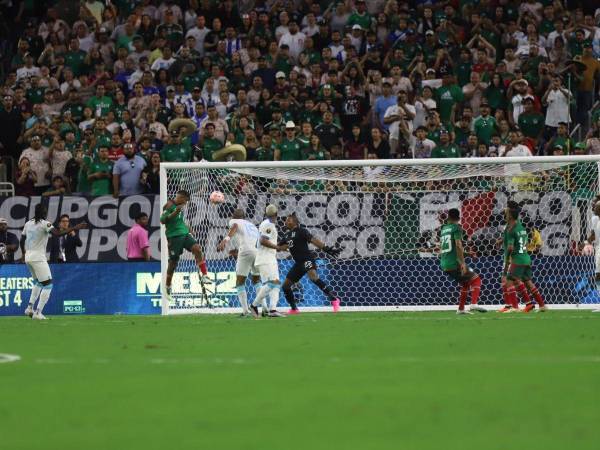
[209,191,225,204]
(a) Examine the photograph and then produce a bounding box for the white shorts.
[236,251,259,277]
[26,261,52,283]
[595,249,600,274]
[256,262,279,283]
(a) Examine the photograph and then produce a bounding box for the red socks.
[505,285,519,309]
[470,277,481,305]
[199,260,208,275]
[459,286,468,310]
[516,282,531,303]
[458,277,481,310]
[529,285,545,307]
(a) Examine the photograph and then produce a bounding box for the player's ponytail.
[34,204,47,223]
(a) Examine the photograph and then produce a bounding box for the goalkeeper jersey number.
[161,202,190,238]
[439,223,463,271]
[284,226,315,262]
[503,221,531,266]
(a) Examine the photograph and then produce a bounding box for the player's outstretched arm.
[262,236,287,251]
[217,224,238,251]
[310,237,341,257]
[51,222,88,237]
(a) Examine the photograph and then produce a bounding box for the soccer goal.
[159,156,600,315]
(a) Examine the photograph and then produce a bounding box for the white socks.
[236,286,248,314]
[253,284,270,310]
[36,284,52,314]
[28,283,42,308]
[269,285,280,311]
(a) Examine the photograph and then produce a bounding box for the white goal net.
[160,156,600,314]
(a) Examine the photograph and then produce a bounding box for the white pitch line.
[0,354,21,364]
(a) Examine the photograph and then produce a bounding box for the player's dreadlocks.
[34,204,47,223]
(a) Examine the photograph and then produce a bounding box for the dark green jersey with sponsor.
[161,202,190,238]
[503,221,531,266]
[431,144,461,158]
[440,222,463,271]
[277,138,302,161]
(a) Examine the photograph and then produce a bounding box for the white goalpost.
[159,156,600,315]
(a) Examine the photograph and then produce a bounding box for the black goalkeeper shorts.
[286,259,317,284]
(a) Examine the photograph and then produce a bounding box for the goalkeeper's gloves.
[323,245,341,257]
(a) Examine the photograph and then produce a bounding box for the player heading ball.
[160,190,212,302]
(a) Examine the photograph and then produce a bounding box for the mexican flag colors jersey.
[503,221,531,266]
[439,222,463,271]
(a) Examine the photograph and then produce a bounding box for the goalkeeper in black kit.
[280,214,342,314]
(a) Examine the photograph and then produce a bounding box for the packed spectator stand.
[0,0,598,200]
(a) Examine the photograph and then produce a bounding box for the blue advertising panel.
[0,262,162,316]
[0,256,597,316]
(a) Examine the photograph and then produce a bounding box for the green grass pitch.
[1,311,599,450]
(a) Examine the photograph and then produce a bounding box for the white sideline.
[162,304,600,315]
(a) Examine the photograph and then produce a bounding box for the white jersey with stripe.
[22,219,53,262]
[228,219,259,253]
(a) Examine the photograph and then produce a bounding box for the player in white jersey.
[588,202,600,312]
[21,204,87,319]
[217,209,261,316]
[249,204,287,318]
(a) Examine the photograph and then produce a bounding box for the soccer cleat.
[498,305,518,313]
[261,308,269,317]
[468,305,487,313]
[523,303,536,313]
[456,309,473,315]
[32,312,47,320]
[239,312,251,318]
[268,310,285,317]
[24,305,34,318]
[287,308,300,315]
[331,299,340,313]
[537,306,549,312]
[250,305,260,319]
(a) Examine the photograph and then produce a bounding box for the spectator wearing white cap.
[0,218,18,264]
[348,25,364,53]
[507,77,534,126]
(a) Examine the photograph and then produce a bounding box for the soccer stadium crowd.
[0,0,599,198]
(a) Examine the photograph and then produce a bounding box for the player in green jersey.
[160,190,212,301]
[500,201,546,313]
[439,209,486,314]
